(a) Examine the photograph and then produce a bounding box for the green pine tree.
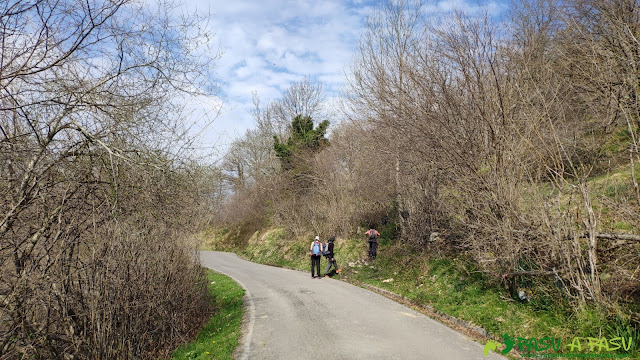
[273,115,329,170]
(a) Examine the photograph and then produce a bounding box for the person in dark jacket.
[323,236,341,277]
[365,227,380,260]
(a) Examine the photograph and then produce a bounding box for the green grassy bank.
[169,270,245,360]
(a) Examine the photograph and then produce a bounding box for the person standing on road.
[323,236,341,277]
[310,235,323,278]
[365,227,380,260]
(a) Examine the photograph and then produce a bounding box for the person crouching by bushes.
[323,236,341,277]
[310,235,323,278]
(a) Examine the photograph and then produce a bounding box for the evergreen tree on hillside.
[273,115,329,170]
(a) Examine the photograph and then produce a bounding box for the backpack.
[368,229,378,241]
[322,242,331,257]
[311,241,321,255]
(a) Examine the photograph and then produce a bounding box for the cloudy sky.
[183,0,507,157]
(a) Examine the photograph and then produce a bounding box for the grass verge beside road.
[169,269,244,360]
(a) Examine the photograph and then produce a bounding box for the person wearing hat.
[323,236,341,277]
[309,235,323,278]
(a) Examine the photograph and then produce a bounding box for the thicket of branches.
[345,0,640,306]
[1,0,220,358]
[218,0,639,312]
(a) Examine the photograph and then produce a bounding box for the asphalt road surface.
[200,251,506,360]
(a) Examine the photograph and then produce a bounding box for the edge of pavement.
[200,256,256,360]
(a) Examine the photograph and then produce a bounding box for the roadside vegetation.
[209,0,640,357]
[169,270,245,360]
[0,1,223,358]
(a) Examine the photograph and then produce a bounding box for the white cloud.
[175,0,374,158]
[424,0,506,16]
[177,0,507,161]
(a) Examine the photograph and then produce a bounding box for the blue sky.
[181,0,508,157]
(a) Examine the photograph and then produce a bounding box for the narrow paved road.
[200,251,505,360]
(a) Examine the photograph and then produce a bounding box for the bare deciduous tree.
[345,0,640,306]
[0,0,221,358]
